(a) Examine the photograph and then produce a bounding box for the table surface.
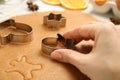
[0,0,115,22]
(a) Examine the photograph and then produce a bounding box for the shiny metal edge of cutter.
[43,13,66,30]
[0,19,33,45]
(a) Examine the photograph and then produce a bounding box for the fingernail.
[51,52,62,60]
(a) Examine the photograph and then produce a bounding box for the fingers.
[51,21,115,66]
[63,21,114,43]
[75,40,94,53]
[51,49,89,68]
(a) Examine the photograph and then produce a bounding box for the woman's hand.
[51,21,120,80]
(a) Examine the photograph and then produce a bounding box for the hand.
[51,21,120,80]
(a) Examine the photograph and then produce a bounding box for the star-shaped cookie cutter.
[43,13,66,29]
[41,34,76,55]
[0,19,32,45]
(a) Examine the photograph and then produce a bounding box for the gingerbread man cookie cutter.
[41,34,76,55]
[43,13,66,30]
[0,19,32,45]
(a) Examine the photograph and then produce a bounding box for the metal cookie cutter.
[0,19,32,45]
[41,34,76,55]
[43,13,66,30]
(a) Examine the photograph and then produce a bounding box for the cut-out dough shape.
[6,56,42,80]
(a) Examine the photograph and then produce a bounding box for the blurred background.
[0,0,119,22]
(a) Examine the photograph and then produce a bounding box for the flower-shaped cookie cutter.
[91,0,120,18]
[0,19,32,45]
[41,34,76,55]
[43,13,66,30]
